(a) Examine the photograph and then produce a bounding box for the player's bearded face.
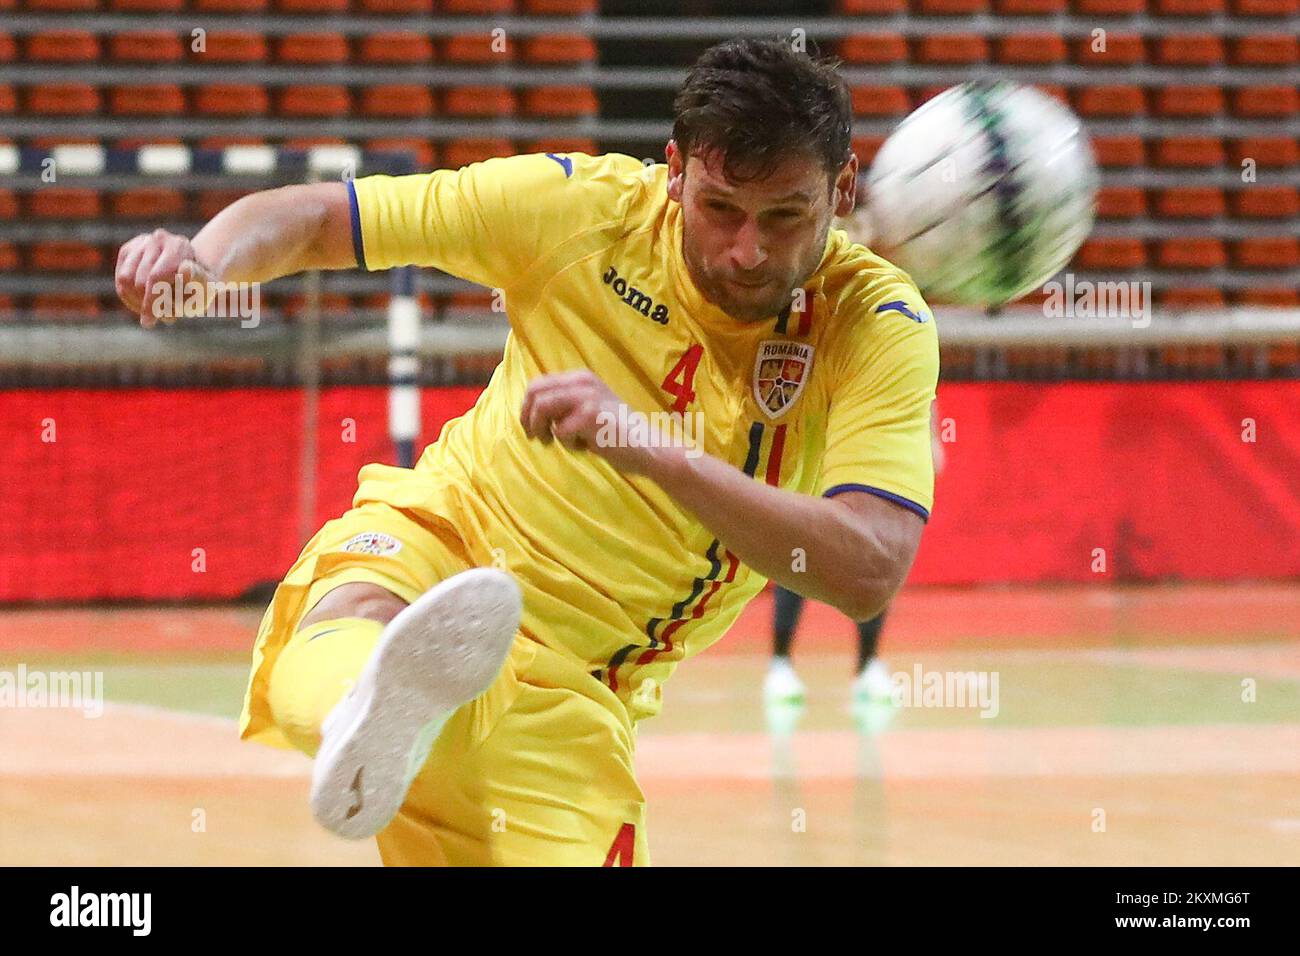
[672,149,851,323]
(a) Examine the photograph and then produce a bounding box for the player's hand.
[520,370,659,475]
[115,229,217,328]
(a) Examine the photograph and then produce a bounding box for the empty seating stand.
[2,0,1294,333]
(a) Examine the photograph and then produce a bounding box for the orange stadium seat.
[1238,289,1300,309]
[1092,135,1146,167]
[110,0,185,9]
[443,86,516,116]
[30,241,104,273]
[851,85,911,116]
[1233,238,1299,269]
[1153,35,1224,65]
[275,0,350,11]
[357,33,435,64]
[110,187,187,219]
[198,34,269,63]
[193,0,267,9]
[194,84,271,116]
[1075,34,1145,65]
[851,134,887,165]
[442,138,515,168]
[360,85,436,117]
[26,31,101,62]
[1076,237,1147,269]
[1096,186,1147,218]
[359,0,435,11]
[0,243,18,270]
[916,0,989,12]
[365,138,437,169]
[523,35,597,65]
[1230,186,1300,219]
[0,34,14,61]
[109,84,187,116]
[278,85,351,117]
[838,0,907,11]
[1154,136,1225,167]
[1074,86,1146,117]
[1231,0,1296,12]
[278,34,351,64]
[24,0,100,9]
[996,34,1068,65]
[1155,238,1227,269]
[27,188,103,219]
[995,0,1066,10]
[0,86,14,113]
[1153,86,1225,117]
[1154,186,1226,218]
[196,189,251,219]
[114,135,183,151]
[1233,86,1299,117]
[915,35,989,64]
[26,84,102,115]
[442,0,515,11]
[1230,137,1298,167]
[109,32,186,62]
[1159,288,1226,309]
[443,34,515,63]
[1232,35,1299,65]
[33,294,102,319]
[522,85,597,117]
[1072,0,1145,11]
[1154,0,1224,12]
[521,0,595,11]
[840,34,908,64]
[0,189,17,218]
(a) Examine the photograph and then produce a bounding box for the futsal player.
[114,39,939,866]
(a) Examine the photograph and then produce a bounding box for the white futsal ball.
[864,81,1098,307]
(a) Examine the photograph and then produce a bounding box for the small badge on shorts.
[342,532,402,556]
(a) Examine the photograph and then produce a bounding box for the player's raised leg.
[296,570,521,840]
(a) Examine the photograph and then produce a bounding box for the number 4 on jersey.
[661,344,703,413]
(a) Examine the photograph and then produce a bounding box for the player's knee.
[298,581,407,632]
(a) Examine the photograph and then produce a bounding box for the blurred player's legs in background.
[764,585,894,704]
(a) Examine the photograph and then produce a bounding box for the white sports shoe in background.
[852,658,896,703]
[309,567,522,840]
[763,656,806,705]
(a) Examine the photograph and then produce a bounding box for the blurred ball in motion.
[864,81,1098,307]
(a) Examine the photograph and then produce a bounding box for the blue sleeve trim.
[346,178,366,270]
[823,483,930,522]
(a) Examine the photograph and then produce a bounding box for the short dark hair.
[672,38,853,185]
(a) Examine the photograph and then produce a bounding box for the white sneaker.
[763,657,806,705]
[852,658,895,703]
[309,567,522,840]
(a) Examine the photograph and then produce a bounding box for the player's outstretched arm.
[114,182,355,327]
[520,371,923,621]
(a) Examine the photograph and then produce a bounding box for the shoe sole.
[309,567,522,840]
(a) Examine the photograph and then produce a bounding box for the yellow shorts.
[239,495,649,866]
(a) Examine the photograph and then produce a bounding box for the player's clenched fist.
[521,370,658,475]
[115,229,217,328]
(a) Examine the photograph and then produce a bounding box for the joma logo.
[602,264,669,325]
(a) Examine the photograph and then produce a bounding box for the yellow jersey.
[348,152,938,721]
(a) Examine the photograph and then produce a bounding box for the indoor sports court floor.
[2,584,1298,866]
